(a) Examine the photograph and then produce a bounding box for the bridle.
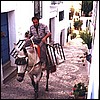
[15,50,29,75]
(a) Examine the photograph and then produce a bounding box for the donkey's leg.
[29,71,38,99]
[28,65,43,99]
[31,78,35,87]
[33,71,43,99]
[34,82,39,99]
[35,71,43,83]
[29,71,42,99]
[30,78,38,99]
[46,69,49,91]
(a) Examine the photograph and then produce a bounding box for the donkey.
[14,39,44,99]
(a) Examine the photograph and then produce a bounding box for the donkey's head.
[14,43,28,82]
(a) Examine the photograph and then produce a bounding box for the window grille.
[34,1,42,19]
[59,10,64,21]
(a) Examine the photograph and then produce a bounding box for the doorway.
[1,13,10,65]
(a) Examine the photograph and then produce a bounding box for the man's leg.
[40,44,47,63]
[40,43,47,70]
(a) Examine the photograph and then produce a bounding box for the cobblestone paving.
[1,38,89,99]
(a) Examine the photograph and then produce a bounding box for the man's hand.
[42,37,46,43]
[42,32,51,43]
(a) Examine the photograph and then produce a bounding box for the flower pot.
[75,96,85,99]
[87,42,92,49]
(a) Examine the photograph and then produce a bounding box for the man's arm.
[42,32,51,43]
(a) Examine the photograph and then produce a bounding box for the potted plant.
[70,32,77,40]
[79,30,92,49]
[74,20,83,30]
[70,82,88,99]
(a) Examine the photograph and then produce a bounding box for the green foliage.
[79,31,92,49]
[72,82,88,97]
[74,20,83,30]
[71,32,76,40]
[81,1,93,17]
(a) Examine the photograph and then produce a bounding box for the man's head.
[32,16,39,28]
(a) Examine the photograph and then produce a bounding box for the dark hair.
[31,16,39,22]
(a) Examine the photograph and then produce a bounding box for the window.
[69,12,73,20]
[34,1,42,19]
[59,10,64,21]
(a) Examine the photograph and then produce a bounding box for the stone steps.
[2,61,17,84]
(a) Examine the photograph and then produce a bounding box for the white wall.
[80,17,92,31]
[8,11,17,66]
[14,1,34,40]
[54,1,70,45]
[1,1,16,12]
[40,1,51,28]
[87,1,99,99]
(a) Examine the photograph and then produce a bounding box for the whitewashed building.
[1,1,70,84]
[87,1,99,99]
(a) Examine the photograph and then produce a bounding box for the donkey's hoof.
[34,92,38,99]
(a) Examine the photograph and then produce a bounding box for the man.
[30,16,51,68]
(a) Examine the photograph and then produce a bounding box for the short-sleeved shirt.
[30,23,50,40]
